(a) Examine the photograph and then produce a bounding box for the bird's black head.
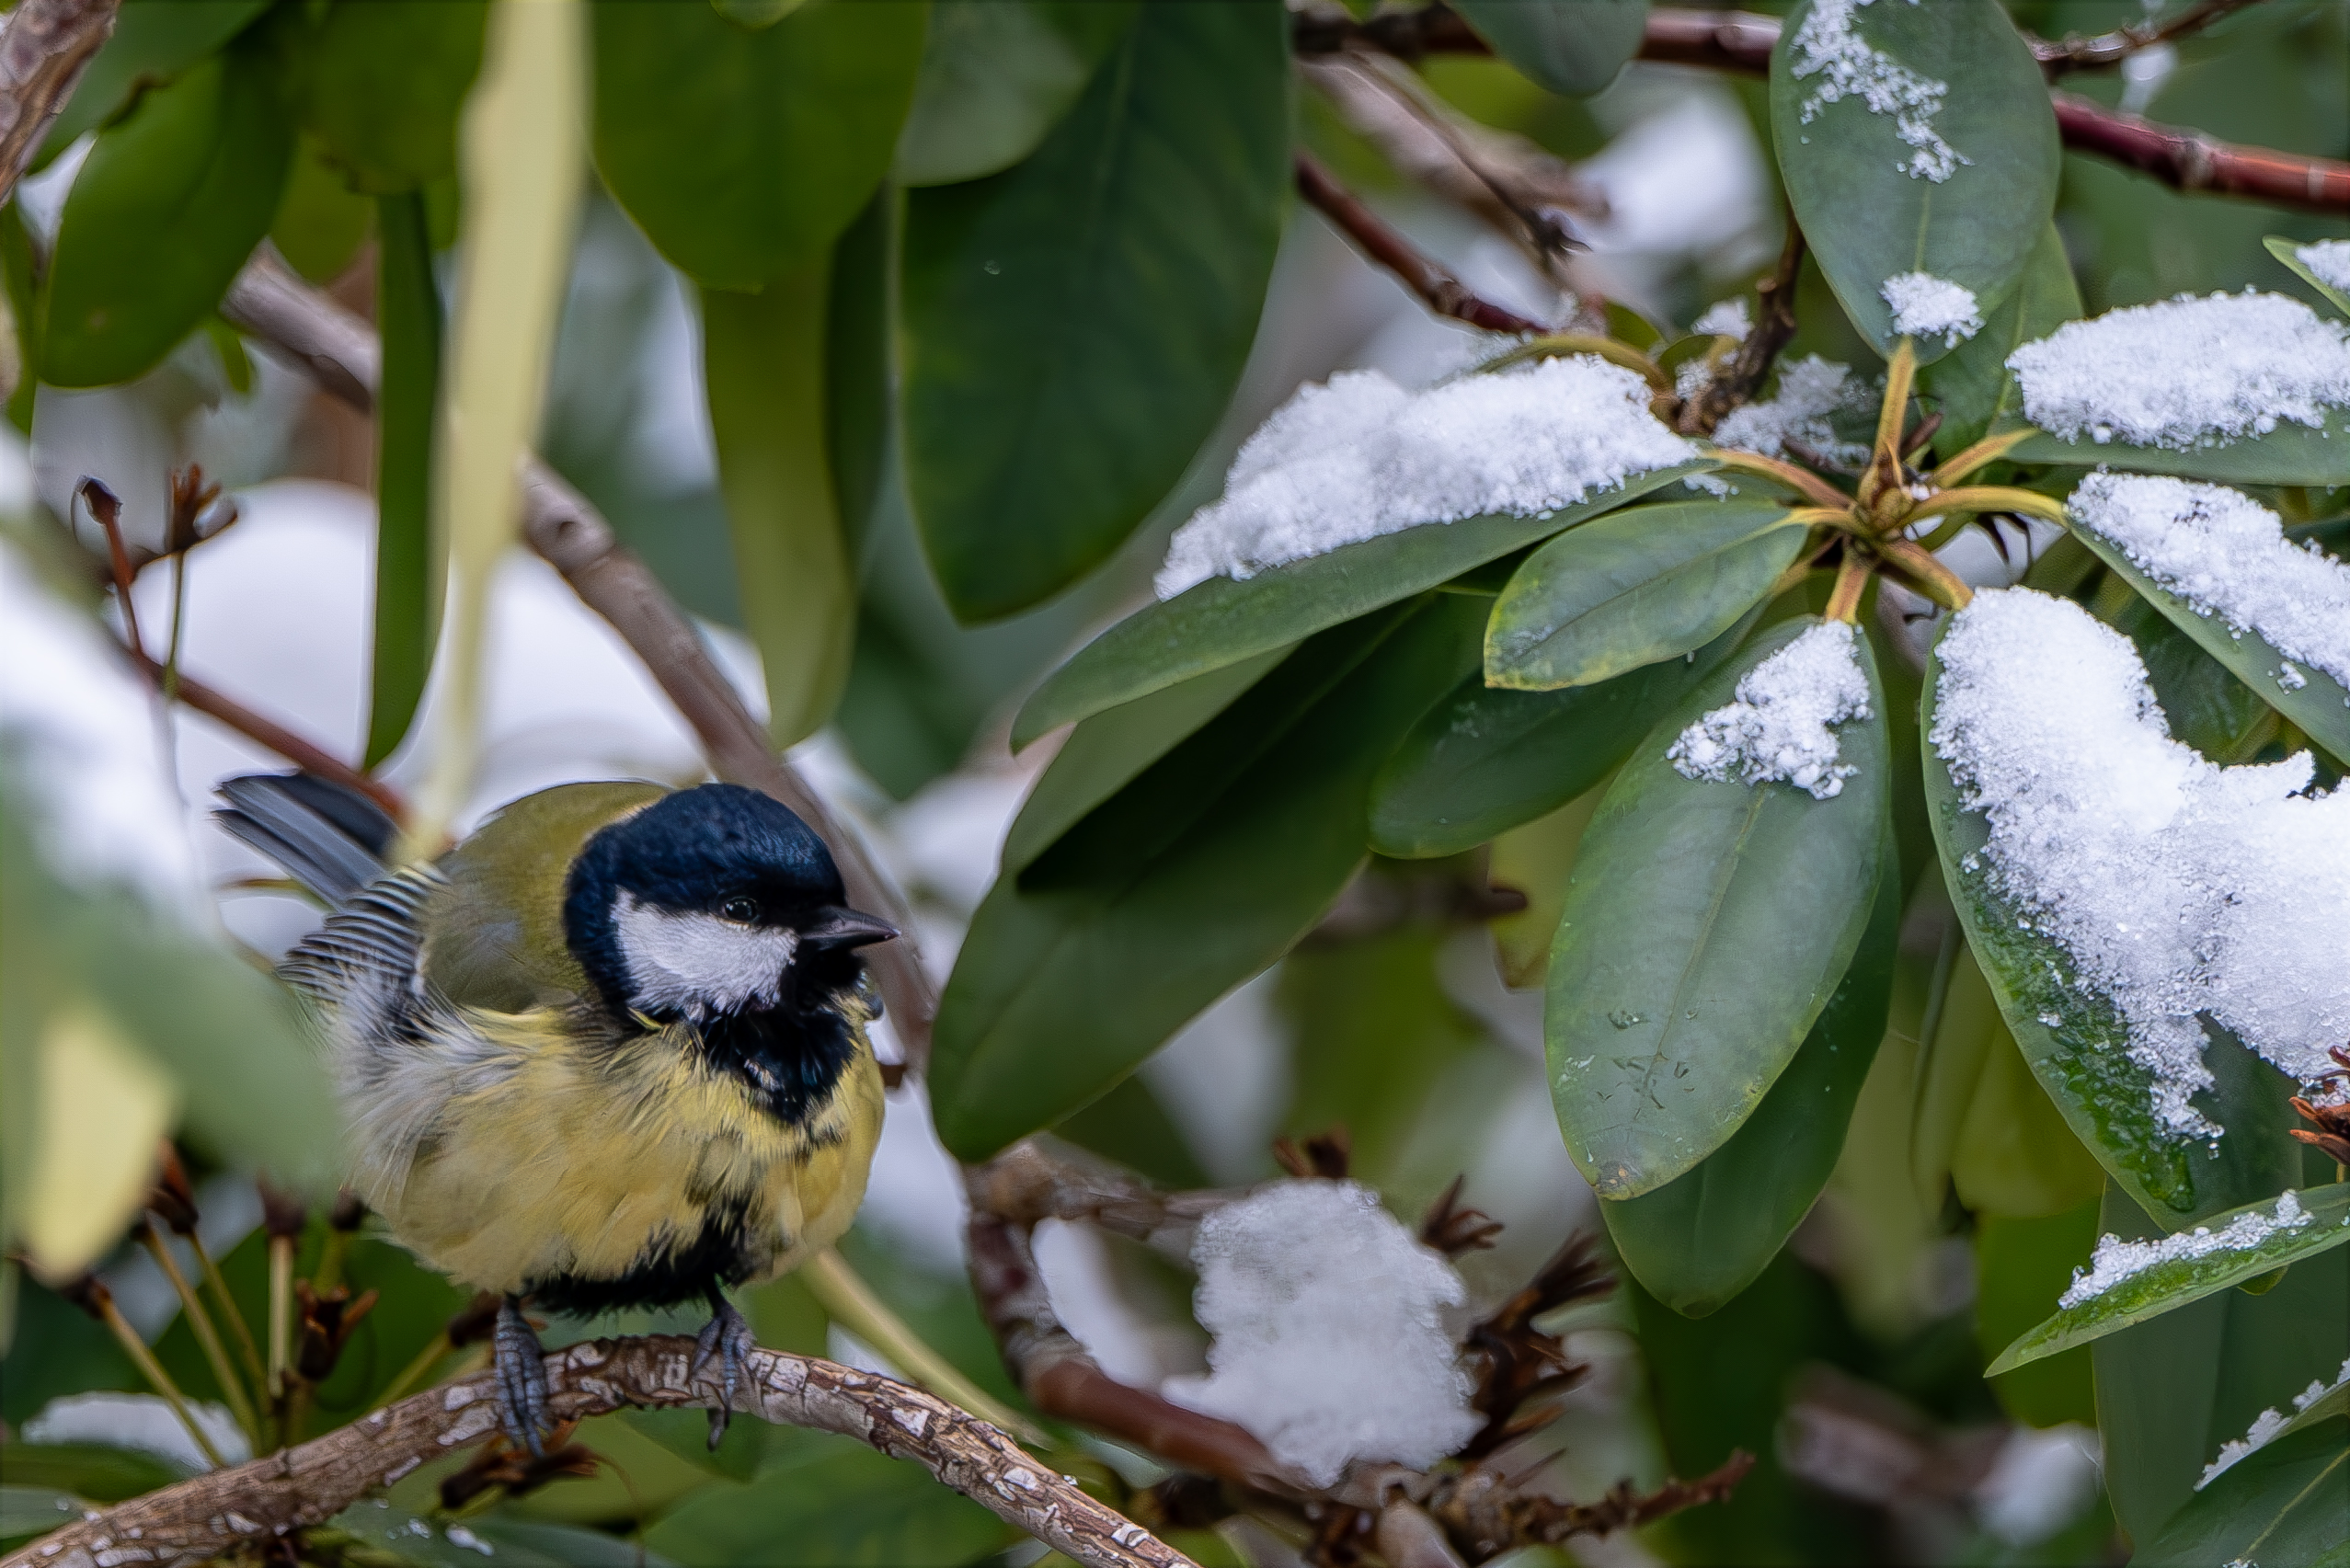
[563,783,894,1025]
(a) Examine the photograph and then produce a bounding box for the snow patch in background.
[2007,291,2350,450]
[2068,472,2350,693]
[1165,1181,1480,1485]
[1973,1425,2102,1548]
[0,537,203,921]
[1929,589,2350,1139]
[1880,270,1982,344]
[1668,622,1873,800]
[1156,358,1691,598]
[1691,298,1751,339]
[1789,0,1968,183]
[25,1392,250,1472]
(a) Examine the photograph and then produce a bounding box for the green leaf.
[1973,1201,2101,1428]
[646,1433,1007,1568]
[1013,463,1707,749]
[1600,835,1897,1315]
[1370,610,1755,860]
[268,134,373,285]
[2008,418,2350,487]
[931,596,1482,1162]
[826,189,896,560]
[1446,0,1646,97]
[1003,646,1290,875]
[1918,218,2080,459]
[0,1485,80,1545]
[892,0,1139,186]
[1485,498,1803,691]
[34,0,271,164]
[2267,233,2350,316]
[1922,633,2309,1227]
[41,42,294,388]
[2090,1184,2350,1548]
[365,189,441,769]
[900,0,1290,622]
[592,0,927,288]
[1987,1184,2350,1374]
[703,272,857,748]
[291,0,486,193]
[1769,0,2058,363]
[2069,511,2350,766]
[0,1446,176,1505]
[2141,1415,2350,1568]
[1547,617,1889,1198]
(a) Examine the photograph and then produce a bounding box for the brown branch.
[1295,5,2350,217]
[0,0,118,204]
[1674,220,1805,438]
[2031,0,2268,74]
[143,656,408,821]
[1427,1452,1757,1560]
[2049,90,2350,211]
[216,252,939,1073]
[0,1335,1193,1568]
[1295,152,1542,334]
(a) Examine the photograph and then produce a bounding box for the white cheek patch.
[612,891,798,1019]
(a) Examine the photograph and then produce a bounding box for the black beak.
[800,906,898,951]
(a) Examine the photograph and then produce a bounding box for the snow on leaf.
[1788,0,1970,183]
[1880,270,1983,345]
[1154,359,1692,599]
[1668,621,1873,800]
[1930,589,2350,1139]
[2068,472,2350,694]
[2006,291,2350,452]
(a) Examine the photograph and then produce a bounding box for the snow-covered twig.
[0,0,117,202]
[214,253,939,1072]
[1294,152,1544,336]
[1675,222,1806,438]
[2029,0,2269,74]
[0,1336,1195,1568]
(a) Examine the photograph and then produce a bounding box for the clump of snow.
[1668,622,1873,800]
[1973,1425,2101,1548]
[1930,590,2350,1138]
[2058,1191,2313,1309]
[1692,298,1752,339]
[1164,1180,1480,1486]
[1153,358,1693,599]
[2069,473,2350,694]
[2297,239,2350,293]
[1789,0,1970,183]
[24,1392,251,1472]
[1881,271,1983,345]
[2198,1356,2350,1489]
[0,540,203,920]
[1712,355,1874,466]
[2007,291,2350,451]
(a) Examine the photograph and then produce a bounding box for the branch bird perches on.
[0,1337,1195,1568]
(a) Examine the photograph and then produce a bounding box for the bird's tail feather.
[214,773,397,907]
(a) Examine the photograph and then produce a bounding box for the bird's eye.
[718,896,760,924]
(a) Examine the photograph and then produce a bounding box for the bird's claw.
[492,1296,551,1459]
[693,1292,755,1450]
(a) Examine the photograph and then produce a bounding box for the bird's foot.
[492,1295,551,1458]
[692,1288,755,1450]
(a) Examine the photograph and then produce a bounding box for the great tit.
[215,773,896,1448]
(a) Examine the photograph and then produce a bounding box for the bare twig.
[1296,5,2350,217]
[2030,0,2268,74]
[1427,1452,1757,1560]
[1298,49,1600,295]
[1675,220,1805,437]
[140,655,408,821]
[0,0,119,203]
[1295,152,1542,334]
[216,252,938,1072]
[0,1335,1194,1568]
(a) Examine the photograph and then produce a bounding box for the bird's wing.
[280,863,446,1025]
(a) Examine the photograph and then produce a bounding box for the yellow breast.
[369,1011,884,1299]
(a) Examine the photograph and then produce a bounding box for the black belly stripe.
[526,1197,775,1316]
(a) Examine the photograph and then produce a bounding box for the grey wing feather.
[280,864,445,1019]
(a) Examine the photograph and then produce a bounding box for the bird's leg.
[492,1295,551,1458]
[692,1281,755,1449]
